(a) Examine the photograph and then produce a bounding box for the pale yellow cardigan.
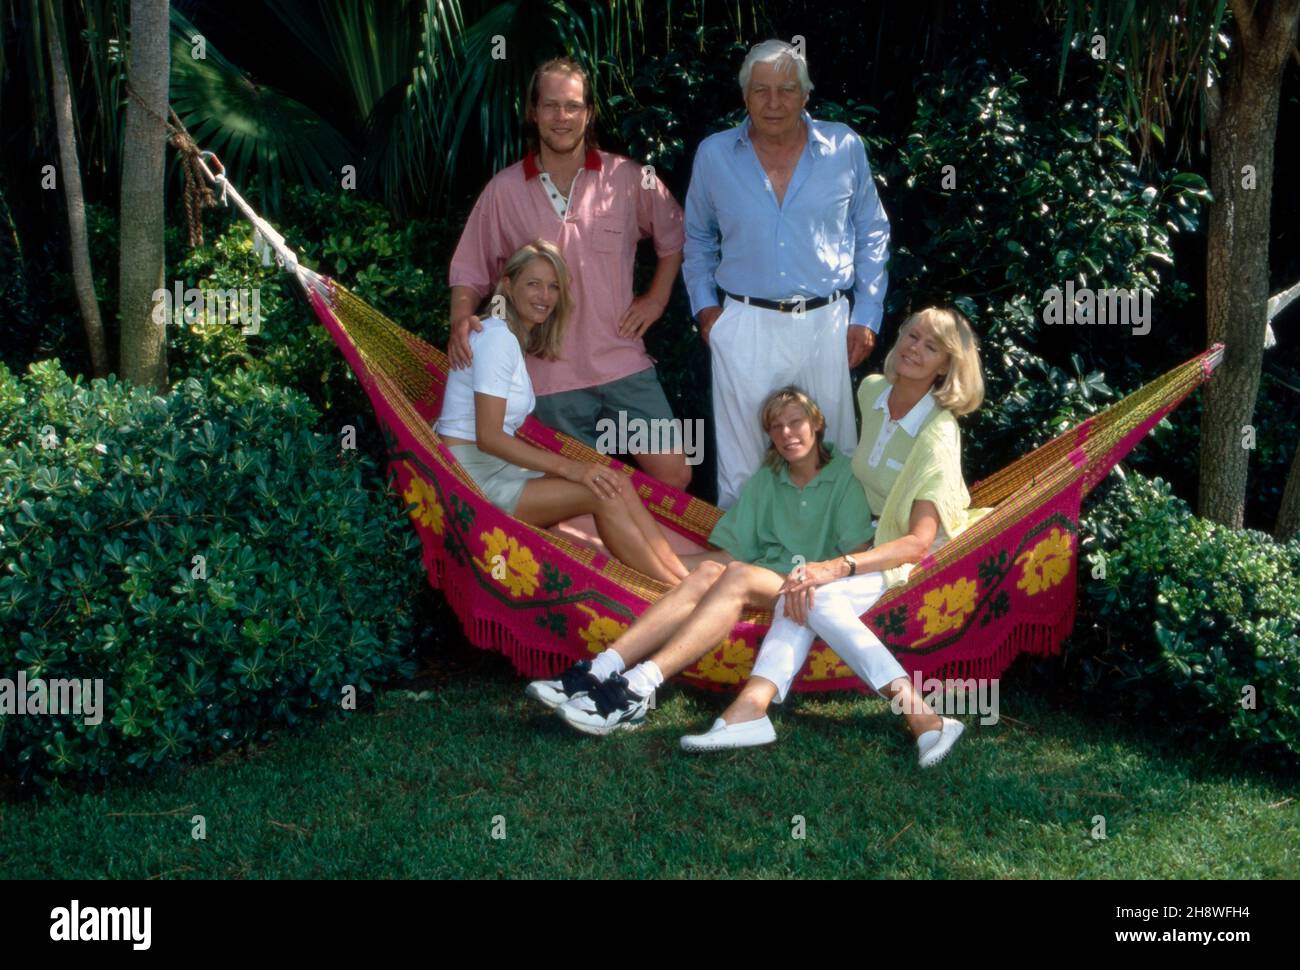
[857,375,984,589]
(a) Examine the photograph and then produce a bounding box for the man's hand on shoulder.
[449,313,484,370]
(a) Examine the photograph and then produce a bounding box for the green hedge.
[168,185,460,439]
[1075,473,1300,769]
[0,359,423,793]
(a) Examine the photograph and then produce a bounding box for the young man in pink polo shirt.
[447,57,691,490]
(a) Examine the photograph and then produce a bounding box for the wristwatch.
[843,554,857,577]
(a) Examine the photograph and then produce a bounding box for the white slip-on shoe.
[680,716,777,752]
[917,717,964,768]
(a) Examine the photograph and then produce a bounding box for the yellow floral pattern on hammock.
[694,636,755,684]
[807,646,852,680]
[1015,528,1073,596]
[913,577,978,647]
[401,462,444,535]
[475,527,540,598]
[576,604,628,654]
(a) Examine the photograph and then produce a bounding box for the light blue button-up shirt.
[682,111,890,331]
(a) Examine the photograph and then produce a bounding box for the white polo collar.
[873,384,936,438]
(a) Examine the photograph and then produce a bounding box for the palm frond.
[358,0,464,212]
[262,0,428,121]
[395,0,639,210]
[168,7,351,212]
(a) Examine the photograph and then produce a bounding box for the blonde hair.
[882,306,984,417]
[494,240,571,360]
[759,385,832,472]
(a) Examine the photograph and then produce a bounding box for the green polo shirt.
[708,446,875,574]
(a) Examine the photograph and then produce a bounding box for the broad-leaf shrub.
[168,185,459,430]
[1076,473,1300,768]
[0,360,422,792]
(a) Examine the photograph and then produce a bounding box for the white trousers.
[709,296,857,508]
[750,572,907,703]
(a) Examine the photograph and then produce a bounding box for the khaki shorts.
[533,366,676,448]
[447,443,544,514]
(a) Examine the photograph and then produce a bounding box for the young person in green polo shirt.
[526,386,874,734]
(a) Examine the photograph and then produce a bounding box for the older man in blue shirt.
[684,39,890,508]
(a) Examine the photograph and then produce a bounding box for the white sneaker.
[917,717,964,768]
[680,716,777,752]
[556,673,651,736]
[524,660,601,710]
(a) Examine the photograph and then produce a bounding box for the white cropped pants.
[750,572,907,702]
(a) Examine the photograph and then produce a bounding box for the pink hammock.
[306,273,1221,692]
[199,158,1223,693]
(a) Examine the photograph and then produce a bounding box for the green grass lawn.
[2,643,1297,879]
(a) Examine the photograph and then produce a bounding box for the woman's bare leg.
[613,485,690,581]
[680,551,734,572]
[514,478,680,585]
[879,676,943,738]
[591,498,683,585]
[717,677,779,725]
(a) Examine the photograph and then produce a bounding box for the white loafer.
[917,717,964,768]
[680,716,777,752]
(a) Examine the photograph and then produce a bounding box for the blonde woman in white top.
[438,240,690,585]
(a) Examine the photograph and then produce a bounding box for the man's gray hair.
[739,39,813,95]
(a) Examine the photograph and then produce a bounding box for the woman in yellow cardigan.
[681,306,985,767]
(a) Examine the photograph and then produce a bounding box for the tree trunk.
[1198,0,1300,527]
[1278,442,1300,541]
[44,0,110,378]
[118,0,171,391]
[1272,281,1300,539]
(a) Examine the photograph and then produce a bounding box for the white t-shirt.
[436,317,536,440]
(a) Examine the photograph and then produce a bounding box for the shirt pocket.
[589,214,625,254]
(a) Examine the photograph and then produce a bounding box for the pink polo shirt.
[449,148,685,396]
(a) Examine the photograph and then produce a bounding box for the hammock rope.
[193,157,1223,693]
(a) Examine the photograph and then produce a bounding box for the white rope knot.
[193,151,308,292]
